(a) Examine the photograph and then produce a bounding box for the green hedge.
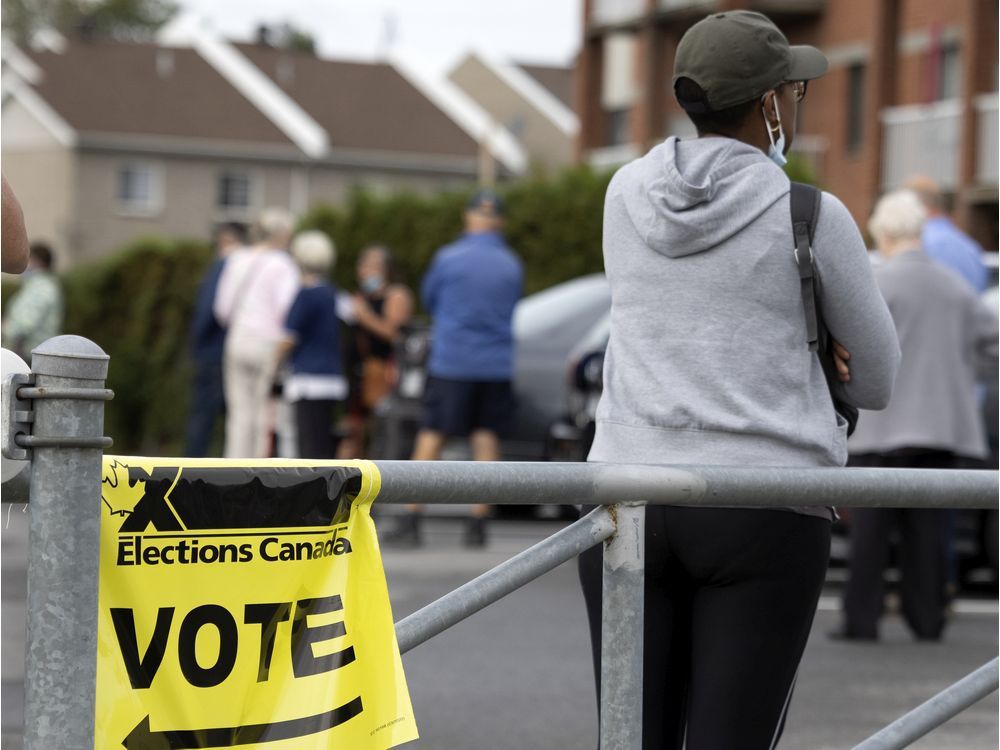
[53,238,212,454]
[3,157,816,454]
[300,164,614,297]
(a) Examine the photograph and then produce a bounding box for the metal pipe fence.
[853,658,1000,750]
[2,336,998,750]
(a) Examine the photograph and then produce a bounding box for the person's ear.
[761,91,780,129]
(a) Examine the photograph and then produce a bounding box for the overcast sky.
[176,0,582,75]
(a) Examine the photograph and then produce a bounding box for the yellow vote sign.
[96,457,418,750]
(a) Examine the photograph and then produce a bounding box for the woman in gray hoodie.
[578,11,900,750]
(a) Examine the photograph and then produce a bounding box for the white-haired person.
[214,207,300,458]
[276,230,347,459]
[834,189,998,642]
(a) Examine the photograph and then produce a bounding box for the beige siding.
[70,153,302,263]
[450,57,574,170]
[306,167,472,209]
[6,142,478,267]
[1,101,77,264]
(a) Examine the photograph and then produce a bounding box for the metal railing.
[975,93,999,187]
[881,99,962,191]
[2,335,999,750]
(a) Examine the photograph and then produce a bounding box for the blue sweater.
[421,231,523,381]
[285,283,343,376]
[923,216,987,293]
[189,258,227,364]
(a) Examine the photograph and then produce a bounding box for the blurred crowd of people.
[186,208,418,463]
[184,190,522,546]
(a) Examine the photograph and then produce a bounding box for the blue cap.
[466,189,505,216]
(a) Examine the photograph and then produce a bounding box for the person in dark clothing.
[577,11,900,749]
[185,222,246,457]
[337,245,413,459]
[277,230,348,459]
[834,189,998,642]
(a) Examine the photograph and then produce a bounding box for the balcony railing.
[881,99,961,191]
[658,0,716,11]
[591,0,646,27]
[656,0,824,15]
[975,93,998,187]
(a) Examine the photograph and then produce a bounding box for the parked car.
[370,274,611,465]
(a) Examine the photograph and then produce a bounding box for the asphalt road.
[2,509,997,749]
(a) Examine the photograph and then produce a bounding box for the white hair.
[251,207,296,246]
[867,189,927,244]
[291,230,336,274]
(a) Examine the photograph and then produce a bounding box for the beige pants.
[223,335,278,458]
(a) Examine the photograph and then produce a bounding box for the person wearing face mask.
[576,11,901,749]
[336,244,414,458]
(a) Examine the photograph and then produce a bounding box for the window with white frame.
[116,162,162,215]
[217,170,254,213]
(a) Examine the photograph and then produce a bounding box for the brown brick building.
[575,0,998,250]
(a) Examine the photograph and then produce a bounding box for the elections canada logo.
[102,460,356,567]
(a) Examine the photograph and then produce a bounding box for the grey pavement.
[2,506,998,749]
[383,517,999,750]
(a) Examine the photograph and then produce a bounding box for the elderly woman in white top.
[214,208,300,458]
[836,189,998,642]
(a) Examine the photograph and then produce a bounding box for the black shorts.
[422,377,515,438]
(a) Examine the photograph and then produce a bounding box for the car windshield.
[513,274,610,339]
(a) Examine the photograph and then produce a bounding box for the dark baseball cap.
[466,188,505,216]
[673,11,828,111]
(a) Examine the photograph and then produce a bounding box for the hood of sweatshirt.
[617,136,791,259]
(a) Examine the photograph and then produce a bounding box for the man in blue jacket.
[388,190,523,547]
[904,175,987,293]
[185,222,246,456]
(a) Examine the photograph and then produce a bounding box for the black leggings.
[578,506,830,750]
[294,399,339,459]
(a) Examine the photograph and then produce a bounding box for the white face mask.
[762,94,787,167]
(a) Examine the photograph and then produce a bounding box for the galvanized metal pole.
[373,460,999,509]
[853,658,999,750]
[396,507,615,654]
[600,503,645,750]
[23,336,111,750]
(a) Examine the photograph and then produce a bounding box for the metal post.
[600,503,645,750]
[396,507,615,654]
[23,336,111,749]
[853,658,999,750]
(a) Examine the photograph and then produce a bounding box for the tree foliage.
[60,237,213,454]
[2,0,176,44]
[299,165,614,300]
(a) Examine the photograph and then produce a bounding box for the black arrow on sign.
[122,695,364,749]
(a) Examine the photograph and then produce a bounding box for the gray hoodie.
[590,136,901,515]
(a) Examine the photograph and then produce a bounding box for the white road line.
[817,596,999,615]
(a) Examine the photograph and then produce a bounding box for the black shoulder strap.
[789,182,822,352]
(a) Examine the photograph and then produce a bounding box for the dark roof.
[26,40,293,145]
[517,63,574,109]
[235,44,479,158]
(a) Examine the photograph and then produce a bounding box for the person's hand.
[832,339,851,382]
